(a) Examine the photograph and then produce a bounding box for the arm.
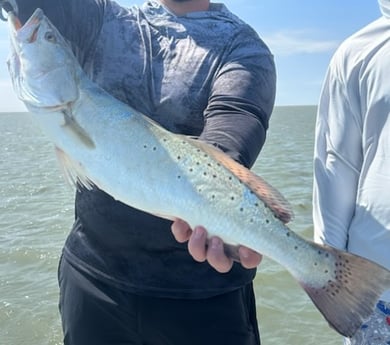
[200,34,276,169]
[313,57,363,250]
[173,29,276,272]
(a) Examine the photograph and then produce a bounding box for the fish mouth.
[8,8,45,44]
[8,9,49,94]
[6,9,45,106]
[7,11,21,31]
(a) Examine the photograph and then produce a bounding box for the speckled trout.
[6,9,390,338]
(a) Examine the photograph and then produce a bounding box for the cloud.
[263,30,340,56]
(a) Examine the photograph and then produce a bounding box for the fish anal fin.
[187,139,294,223]
[55,147,94,190]
[300,244,390,337]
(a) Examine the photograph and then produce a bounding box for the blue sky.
[0,0,382,112]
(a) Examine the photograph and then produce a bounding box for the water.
[0,106,341,345]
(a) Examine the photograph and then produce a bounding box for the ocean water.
[0,106,341,345]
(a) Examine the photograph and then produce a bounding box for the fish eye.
[45,31,56,43]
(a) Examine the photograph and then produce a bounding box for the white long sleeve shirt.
[313,4,390,301]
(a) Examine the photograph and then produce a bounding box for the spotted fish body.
[7,8,390,338]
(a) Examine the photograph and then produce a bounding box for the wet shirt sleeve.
[12,0,104,65]
[199,29,276,169]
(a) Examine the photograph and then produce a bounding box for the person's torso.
[64,0,261,297]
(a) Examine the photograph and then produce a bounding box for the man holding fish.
[1,0,274,344]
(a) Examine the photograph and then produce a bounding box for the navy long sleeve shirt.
[12,0,276,298]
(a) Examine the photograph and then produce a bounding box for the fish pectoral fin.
[300,244,390,337]
[186,138,294,224]
[62,110,95,149]
[55,147,95,190]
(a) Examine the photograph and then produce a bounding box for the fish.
[6,8,390,338]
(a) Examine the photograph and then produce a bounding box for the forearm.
[313,65,362,249]
[201,55,276,168]
[313,155,359,249]
[199,99,267,168]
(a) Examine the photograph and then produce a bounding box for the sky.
[0,0,383,112]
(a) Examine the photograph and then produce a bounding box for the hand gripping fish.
[6,8,390,338]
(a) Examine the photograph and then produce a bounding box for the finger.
[207,237,234,273]
[223,243,241,262]
[171,219,192,243]
[238,246,263,269]
[188,226,207,262]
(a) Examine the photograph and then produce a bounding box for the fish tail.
[300,244,390,338]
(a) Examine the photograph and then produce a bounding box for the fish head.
[7,8,79,111]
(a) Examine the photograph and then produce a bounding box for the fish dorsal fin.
[55,147,95,190]
[187,138,294,224]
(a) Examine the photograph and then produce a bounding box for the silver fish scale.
[144,123,288,249]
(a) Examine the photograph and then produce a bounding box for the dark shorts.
[58,256,261,345]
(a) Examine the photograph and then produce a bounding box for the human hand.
[171,219,262,273]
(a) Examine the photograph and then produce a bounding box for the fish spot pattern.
[314,256,355,298]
